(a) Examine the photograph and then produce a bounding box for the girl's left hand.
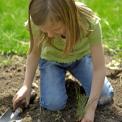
[80,107,95,122]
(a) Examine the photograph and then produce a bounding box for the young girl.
[13,0,114,121]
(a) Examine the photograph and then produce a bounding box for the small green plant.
[76,87,88,121]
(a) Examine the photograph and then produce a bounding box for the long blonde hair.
[28,0,98,54]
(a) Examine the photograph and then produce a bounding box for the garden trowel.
[0,107,22,122]
[0,90,37,122]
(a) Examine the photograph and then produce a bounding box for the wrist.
[23,81,32,89]
[86,98,98,110]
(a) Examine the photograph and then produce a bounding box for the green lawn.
[0,0,29,55]
[0,0,122,56]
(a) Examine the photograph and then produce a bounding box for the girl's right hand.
[12,85,31,110]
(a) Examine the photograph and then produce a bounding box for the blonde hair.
[28,0,98,54]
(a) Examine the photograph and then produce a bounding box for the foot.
[98,92,114,106]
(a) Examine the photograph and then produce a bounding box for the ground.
[0,55,122,122]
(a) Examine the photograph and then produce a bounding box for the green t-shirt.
[26,13,102,63]
[40,20,102,63]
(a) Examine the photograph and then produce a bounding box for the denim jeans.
[39,55,113,111]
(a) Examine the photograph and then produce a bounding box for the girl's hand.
[80,107,95,122]
[12,85,31,110]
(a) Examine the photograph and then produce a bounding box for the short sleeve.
[88,21,102,46]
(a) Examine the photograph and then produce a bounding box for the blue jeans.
[39,55,113,111]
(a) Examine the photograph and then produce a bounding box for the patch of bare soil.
[0,55,122,122]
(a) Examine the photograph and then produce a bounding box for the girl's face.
[40,21,66,38]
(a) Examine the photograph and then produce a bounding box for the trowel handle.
[29,89,37,104]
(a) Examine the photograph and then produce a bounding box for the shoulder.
[75,1,93,15]
[75,1,100,25]
[75,1,85,7]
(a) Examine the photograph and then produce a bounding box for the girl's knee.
[40,96,67,111]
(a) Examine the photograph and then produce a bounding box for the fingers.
[13,93,25,110]
[13,94,31,110]
[25,96,30,107]
[13,95,21,110]
[12,94,17,104]
[12,86,32,110]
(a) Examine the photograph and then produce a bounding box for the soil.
[0,55,122,122]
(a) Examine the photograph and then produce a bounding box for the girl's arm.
[81,42,105,122]
[23,39,41,89]
[87,42,106,109]
[24,20,42,88]
[13,37,41,109]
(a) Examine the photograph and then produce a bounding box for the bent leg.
[70,55,114,104]
[39,59,68,111]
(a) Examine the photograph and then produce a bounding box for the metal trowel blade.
[0,108,21,122]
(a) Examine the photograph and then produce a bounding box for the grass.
[0,55,12,66]
[0,0,122,57]
[76,94,88,120]
[0,0,29,55]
